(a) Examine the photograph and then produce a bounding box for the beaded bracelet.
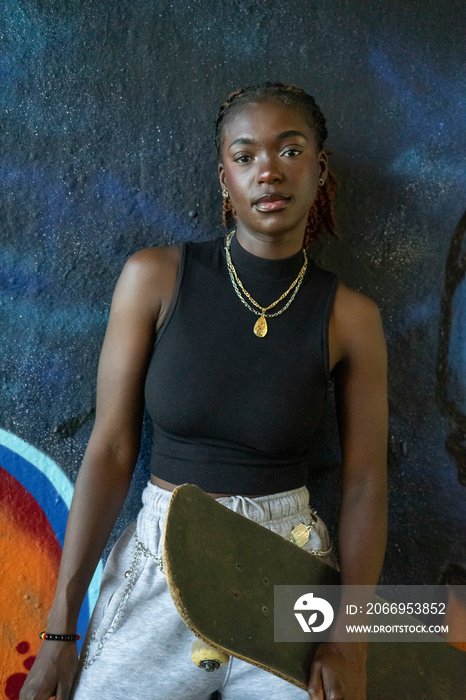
[39,631,81,642]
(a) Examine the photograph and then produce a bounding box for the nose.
[257,153,282,184]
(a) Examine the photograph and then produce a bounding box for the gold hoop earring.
[222,188,229,198]
[319,178,324,186]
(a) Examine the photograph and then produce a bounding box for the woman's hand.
[19,641,78,700]
[307,642,367,700]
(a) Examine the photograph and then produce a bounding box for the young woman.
[20,82,387,700]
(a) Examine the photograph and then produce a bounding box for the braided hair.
[215,82,338,248]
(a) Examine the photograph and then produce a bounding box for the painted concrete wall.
[1,0,465,696]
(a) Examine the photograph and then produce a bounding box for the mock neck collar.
[227,231,307,282]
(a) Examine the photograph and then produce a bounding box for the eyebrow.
[228,130,309,150]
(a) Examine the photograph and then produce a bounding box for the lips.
[253,193,290,212]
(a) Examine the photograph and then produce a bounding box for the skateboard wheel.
[191,638,230,671]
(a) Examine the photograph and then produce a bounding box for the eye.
[282,148,302,157]
[233,154,253,164]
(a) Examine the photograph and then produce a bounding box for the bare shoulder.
[333,282,382,329]
[122,244,181,283]
[112,245,182,328]
[330,282,386,364]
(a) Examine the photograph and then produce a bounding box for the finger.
[321,667,345,700]
[55,678,74,700]
[307,660,325,700]
[19,683,56,700]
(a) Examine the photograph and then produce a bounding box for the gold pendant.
[290,524,310,548]
[253,315,268,337]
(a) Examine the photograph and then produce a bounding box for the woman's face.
[218,99,328,242]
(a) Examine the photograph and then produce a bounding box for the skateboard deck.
[162,484,466,699]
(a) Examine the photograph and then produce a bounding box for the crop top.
[144,233,338,495]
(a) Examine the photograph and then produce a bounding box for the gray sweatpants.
[71,482,336,699]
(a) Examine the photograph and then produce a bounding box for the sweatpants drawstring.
[217,494,267,520]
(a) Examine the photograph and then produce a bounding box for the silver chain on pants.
[81,537,163,668]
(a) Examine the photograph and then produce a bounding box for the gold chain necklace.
[224,230,308,337]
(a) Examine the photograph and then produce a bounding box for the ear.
[218,162,227,190]
[318,150,329,184]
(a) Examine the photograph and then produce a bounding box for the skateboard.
[162,484,466,699]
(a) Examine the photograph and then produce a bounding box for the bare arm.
[333,286,388,588]
[308,284,388,700]
[20,245,180,700]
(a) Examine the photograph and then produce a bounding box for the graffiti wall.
[0,0,465,696]
[0,431,102,698]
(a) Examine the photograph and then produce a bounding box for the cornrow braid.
[215,81,339,246]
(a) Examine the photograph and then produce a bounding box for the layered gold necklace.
[224,230,308,337]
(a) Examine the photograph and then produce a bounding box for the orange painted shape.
[0,467,62,696]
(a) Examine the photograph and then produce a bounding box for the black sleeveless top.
[144,233,338,495]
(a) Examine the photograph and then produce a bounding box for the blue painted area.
[0,250,45,294]
[390,296,440,337]
[0,445,71,547]
[0,295,108,333]
[369,44,466,185]
[447,278,466,413]
[391,148,466,183]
